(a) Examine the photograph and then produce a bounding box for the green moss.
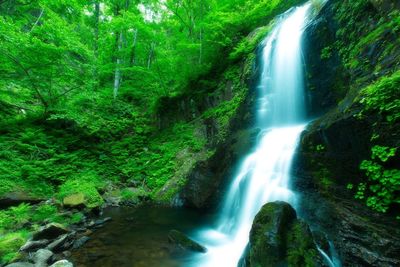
[334,1,400,73]
[320,46,332,60]
[287,221,319,267]
[120,188,149,204]
[229,24,273,61]
[0,230,29,265]
[57,173,105,209]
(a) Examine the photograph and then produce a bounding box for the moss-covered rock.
[63,193,86,209]
[168,230,207,253]
[0,232,28,265]
[246,201,323,267]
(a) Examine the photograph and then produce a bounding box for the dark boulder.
[168,230,207,253]
[72,236,90,250]
[245,201,323,267]
[46,233,76,253]
[32,223,70,241]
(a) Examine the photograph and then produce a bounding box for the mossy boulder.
[63,193,86,209]
[246,201,323,267]
[168,230,207,253]
[248,201,296,266]
[0,233,27,265]
[287,221,321,266]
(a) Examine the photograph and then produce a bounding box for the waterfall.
[189,3,312,267]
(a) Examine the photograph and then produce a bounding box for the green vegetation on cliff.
[303,0,400,219]
[352,70,400,216]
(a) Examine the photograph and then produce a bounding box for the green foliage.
[371,146,397,162]
[0,230,29,265]
[229,25,272,61]
[57,172,105,208]
[334,0,400,73]
[0,0,305,259]
[120,188,148,204]
[0,202,84,264]
[0,203,30,231]
[359,70,400,123]
[354,146,400,215]
[127,122,206,191]
[320,46,332,60]
[287,222,318,267]
[0,203,81,234]
[31,204,58,223]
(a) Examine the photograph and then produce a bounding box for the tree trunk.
[199,0,203,64]
[113,32,123,99]
[130,28,138,66]
[94,1,100,57]
[93,1,100,90]
[30,8,44,32]
[147,42,155,69]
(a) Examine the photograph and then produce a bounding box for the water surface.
[70,206,215,267]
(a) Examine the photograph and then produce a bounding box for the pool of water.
[70,206,215,267]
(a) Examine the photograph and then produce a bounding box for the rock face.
[293,0,400,266]
[168,230,207,253]
[176,48,261,209]
[0,191,44,209]
[303,1,348,117]
[245,201,323,267]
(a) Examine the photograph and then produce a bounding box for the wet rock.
[33,223,70,241]
[50,251,72,264]
[33,249,53,267]
[72,236,90,249]
[246,201,323,267]
[247,201,296,266]
[286,220,325,267]
[63,193,85,209]
[369,0,400,13]
[5,262,35,267]
[87,217,112,228]
[303,0,348,117]
[168,230,207,253]
[0,191,44,209]
[19,239,50,252]
[49,260,73,267]
[312,231,330,254]
[46,233,76,253]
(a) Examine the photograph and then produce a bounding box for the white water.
[189,4,311,267]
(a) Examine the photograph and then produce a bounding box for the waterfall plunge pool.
[69,206,217,267]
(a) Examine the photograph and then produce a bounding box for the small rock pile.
[5,217,111,267]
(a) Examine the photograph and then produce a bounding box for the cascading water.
[189,3,312,267]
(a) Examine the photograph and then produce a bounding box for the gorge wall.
[295,0,400,266]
